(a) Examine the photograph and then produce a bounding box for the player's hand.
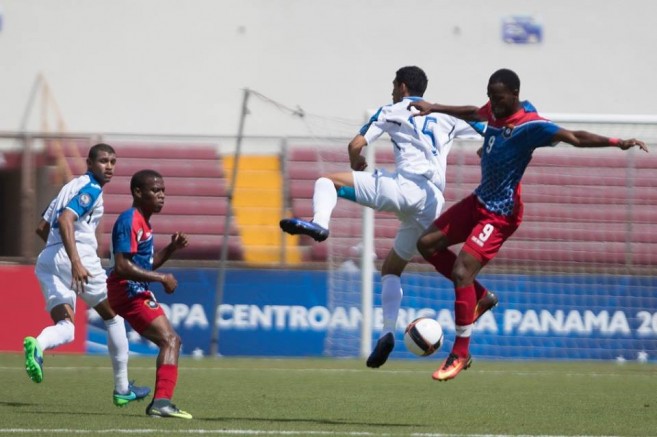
[71,261,92,295]
[350,155,367,171]
[476,147,483,158]
[619,138,648,152]
[170,232,189,250]
[407,100,433,116]
[161,273,178,294]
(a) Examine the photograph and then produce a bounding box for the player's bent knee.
[416,237,434,260]
[159,331,181,350]
[451,264,475,287]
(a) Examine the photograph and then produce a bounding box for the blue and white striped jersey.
[361,96,485,192]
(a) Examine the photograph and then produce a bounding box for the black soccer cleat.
[279,218,329,242]
[366,332,395,368]
[474,290,498,323]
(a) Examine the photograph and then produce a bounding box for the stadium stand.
[45,140,244,261]
[282,143,657,270]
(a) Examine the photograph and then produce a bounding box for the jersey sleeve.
[529,121,561,149]
[452,117,486,139]
[65,185,101,219]
[359,107,386,144]
[112,212,137,255]
[41,198,57,222]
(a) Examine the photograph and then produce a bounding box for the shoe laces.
[443,353,459,368]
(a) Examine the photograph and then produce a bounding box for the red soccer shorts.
[434,193,523,265]
[108,288,165,334]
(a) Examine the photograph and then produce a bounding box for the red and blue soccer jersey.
[107,207,154,297]
[475,101,560,216]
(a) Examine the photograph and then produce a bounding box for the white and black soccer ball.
[403,317,444,357]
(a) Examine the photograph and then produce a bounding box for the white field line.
[0,365,653,378]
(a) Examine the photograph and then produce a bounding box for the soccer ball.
[403,317,444,357]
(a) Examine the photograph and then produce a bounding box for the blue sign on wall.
[502,16,543,44]
[87,268,657,362]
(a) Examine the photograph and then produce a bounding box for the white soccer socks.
[312,177,337,229]
[381,274,403,335]
[37,319,75,351]
[105,315,130,394]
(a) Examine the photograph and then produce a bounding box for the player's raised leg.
[23,336,44,383]
[280,176,337,241]
[474,290,498,322]
[23,304,76,383]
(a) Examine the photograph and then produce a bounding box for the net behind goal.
[251,90,657,362]
[285,117,657,362]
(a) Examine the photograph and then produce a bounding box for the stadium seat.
[282,143,657,269]
[45,141,244,261]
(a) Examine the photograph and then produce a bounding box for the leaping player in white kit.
[280,66,497,368]
[24,143,150,407]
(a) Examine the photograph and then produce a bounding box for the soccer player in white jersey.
[24,143,150,407]
[280,66,496,368]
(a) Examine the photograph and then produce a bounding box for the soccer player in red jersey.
[409,68,648,381]
[107,169,192,418]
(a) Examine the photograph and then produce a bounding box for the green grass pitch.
[1,353,656,436]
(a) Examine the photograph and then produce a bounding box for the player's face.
[391,80,404,103]
[487,82,519,119]
[138,176,166,214]
[87,151,117,186]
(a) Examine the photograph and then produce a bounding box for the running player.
[25,143,150,406]
[409,68,648,381]
[280,66,494,368]
[107,169,192,419]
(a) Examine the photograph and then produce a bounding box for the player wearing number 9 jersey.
[409,68,648,382]
[280,66,487,369]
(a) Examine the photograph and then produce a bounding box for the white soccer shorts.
[352,168,445,261]
[35,244,108,312]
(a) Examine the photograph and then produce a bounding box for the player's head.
[393,66,428,103]
[487,68,521,119]
[86,143,116,186]
[130,169,165,215]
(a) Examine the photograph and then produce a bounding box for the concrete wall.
[1,0,655,137]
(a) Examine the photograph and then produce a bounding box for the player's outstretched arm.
[153,232,189,270]
[407,101,483,121]
[553,129,648,152]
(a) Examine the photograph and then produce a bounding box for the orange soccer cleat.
[432,352,472,381]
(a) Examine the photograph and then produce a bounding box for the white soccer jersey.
[361,96,484,192]
[43,171,105,250]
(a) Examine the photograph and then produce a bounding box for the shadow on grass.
[0,401,37,407]
[199,416,411,427]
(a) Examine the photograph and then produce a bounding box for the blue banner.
[87,268,657,362]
